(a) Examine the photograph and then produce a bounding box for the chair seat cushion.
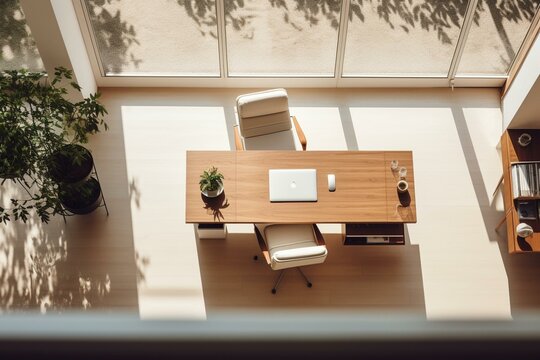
[273,246,327,261]
[264,224,318,257]
[260,224,328,270]
[272,245,327,270]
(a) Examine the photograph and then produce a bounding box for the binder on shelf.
[511,162,540,198]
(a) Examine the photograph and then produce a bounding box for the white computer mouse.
[328,174,336,192]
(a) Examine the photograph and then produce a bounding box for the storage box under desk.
[342,223,405,245]
[197,223,227,239]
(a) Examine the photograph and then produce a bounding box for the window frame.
[72,0,539,88]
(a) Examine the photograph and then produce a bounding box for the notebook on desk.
[269,169,318,202]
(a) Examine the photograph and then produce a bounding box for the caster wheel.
[307,282,313,288]
[253,255,258,261]
[271,289,277,294]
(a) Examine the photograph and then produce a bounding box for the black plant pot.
[59,177,102,215]
[48,144,94,184]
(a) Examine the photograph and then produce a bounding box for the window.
[457,0,540,76]
[75,0,540,85]
[343,0,466,77]
[84,0,220,76]
[225,0,342,76]
[0,0,44,72]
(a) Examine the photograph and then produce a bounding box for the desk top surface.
[185,150,416,224]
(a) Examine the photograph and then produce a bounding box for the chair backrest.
[256,224,328,271]
[236,88,292,139]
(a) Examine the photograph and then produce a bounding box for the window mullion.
[335,0,351,87]
[216,0,228,80]
[447,0,479,84]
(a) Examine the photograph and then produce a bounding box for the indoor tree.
[0,67,108,223]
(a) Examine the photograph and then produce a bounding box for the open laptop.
[269,169,318,202]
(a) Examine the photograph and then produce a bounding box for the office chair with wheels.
[234,88,307,151]
[254,224,328,294]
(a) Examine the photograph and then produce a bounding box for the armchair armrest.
[312,224,326,246]
[254,225,271,264]
[291,116,307,151]
[234,125,245,151]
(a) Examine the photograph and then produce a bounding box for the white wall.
[20,0,96,99]
[502,32,540,129]
[51,0,96,97]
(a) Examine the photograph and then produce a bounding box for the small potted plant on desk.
[198,167,227,239]
[199,166,224,198]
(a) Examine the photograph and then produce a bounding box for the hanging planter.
[59,177,102,215]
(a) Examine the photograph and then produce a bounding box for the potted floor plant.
[48,144,94,184]
[0,67,108,223]
[58,177,103,215]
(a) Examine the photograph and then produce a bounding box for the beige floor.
[4,87,540,319]
[198,233,425,315]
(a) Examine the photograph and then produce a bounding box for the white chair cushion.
[264,224,317,256]
[273,246,327,261]
[271,245,327,270]
[239,111,291,138]
[258,224,328,270]
[236,88,289,118]
[243,129,298,150]
[237,89,292,138]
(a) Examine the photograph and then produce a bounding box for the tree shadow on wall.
[85,0,141,74]
[0,0,42,70]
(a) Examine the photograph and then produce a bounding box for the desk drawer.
[343,223,404,245]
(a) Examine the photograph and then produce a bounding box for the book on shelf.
[511,162,540,198]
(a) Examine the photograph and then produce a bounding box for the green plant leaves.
[0,67,108,223]
[199,166,224,192]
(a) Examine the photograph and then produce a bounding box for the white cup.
[516,223,533,238]
[518,133,532,147]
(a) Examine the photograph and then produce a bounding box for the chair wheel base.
[271,288,277,294]
[307,282,312,288]
[253,255,258,261]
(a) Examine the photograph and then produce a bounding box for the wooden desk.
[185,151,416,224]
[501,129,540,253]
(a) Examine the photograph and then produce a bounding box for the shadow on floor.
[197,232,425,316]
[495,225,540,314]
[0,91,141,313]
[452,104,540,315]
